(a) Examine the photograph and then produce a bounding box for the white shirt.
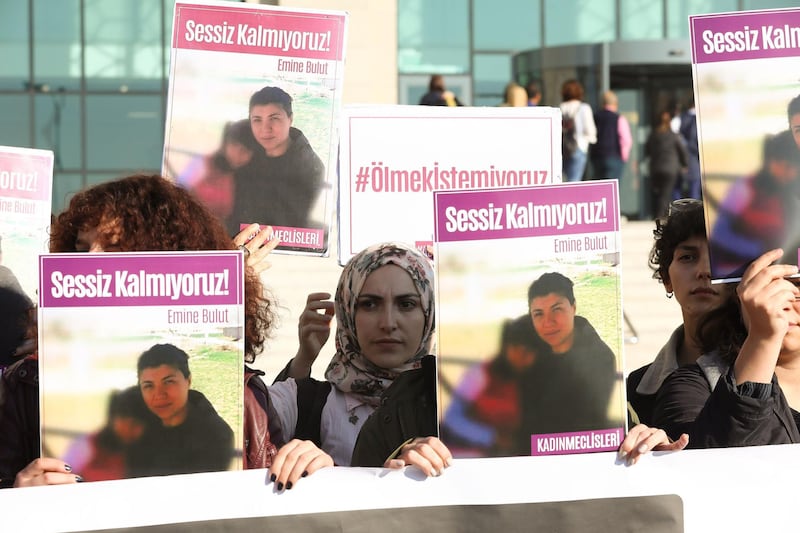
[268,378,377,466]
[560,100,597,152]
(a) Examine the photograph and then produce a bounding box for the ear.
[663,276,673,294]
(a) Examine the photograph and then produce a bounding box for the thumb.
[384,458,406,470]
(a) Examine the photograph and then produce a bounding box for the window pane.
[34,94,81,171]
[34,0,81,91]
[621,0,663,40]
[0,3,29,90]
[474,54,512,106]
[666,0,736,39]
[0,95,31,148]
[398,0,469,74]
[474,0,540,50]
[742,0,798,10]
[543,0,615,47]
[85,0,164,91]
[86,95,163,170]
[52,173,85,215]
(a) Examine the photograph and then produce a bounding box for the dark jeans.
[591,156,624,181]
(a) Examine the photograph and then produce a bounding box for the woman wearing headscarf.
[266,242,450,490]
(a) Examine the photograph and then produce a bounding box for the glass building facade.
[1,0,797,213]
[397,0,797,106]
[0,1,183,212]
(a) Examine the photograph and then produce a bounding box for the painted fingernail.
[445,457,453,467]
[64,464,73,472]
[618,450,628,460]
[270,473,276,482]
[301,471,308,478]
[286,481,293,490]
[637,444,648,454]
[75,475,84,483]
[277,482,284,491]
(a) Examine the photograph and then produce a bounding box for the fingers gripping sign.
[14,457,83,487]
[384,436,453,477]
[233,224,280,275]
[268,439,333,491]
[617,424,688,466]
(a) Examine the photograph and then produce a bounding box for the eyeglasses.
[668,198,703,216]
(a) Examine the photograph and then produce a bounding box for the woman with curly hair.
[0,174,280,488]
[617,199,722,465]
[626,199,727,427]
[652,247,800,449]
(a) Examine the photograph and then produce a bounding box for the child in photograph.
[63,385,153,482]
[177,119,258,229]
[709,130,800,279]
[440,314,546,457]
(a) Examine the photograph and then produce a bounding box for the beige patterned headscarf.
[324,242,435,406]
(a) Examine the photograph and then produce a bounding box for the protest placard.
[690,7,800,281]
[433,180,625,457]
[38,251,245,481]
[162,0,348,255]
[338,105,561,264]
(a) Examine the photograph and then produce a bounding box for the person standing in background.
[675,94,702,200]
[526,81,542,107]
[560,79,597,182]
[499,82,528,107]
[419,75,463,107]
[590,90,632,181]
[645,110,689,219]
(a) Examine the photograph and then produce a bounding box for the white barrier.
[2,444,795,532]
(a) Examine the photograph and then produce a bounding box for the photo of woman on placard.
[126,343,234,478]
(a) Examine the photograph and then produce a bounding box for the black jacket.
[229,127,324,234]
[127,389,234,477]
[0,356,38,488]
[350,355,438,467]
[515,316,618,455]
[653,356,800,448]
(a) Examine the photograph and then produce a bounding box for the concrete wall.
[276,0,398,104]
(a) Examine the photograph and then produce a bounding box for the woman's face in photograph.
[139,364,191,427]
[249,103,292,157]
[530,293,576,354]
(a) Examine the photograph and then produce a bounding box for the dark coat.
[0,356,38,488]
[229,126,324,234]
[515,316,617,455]
[126,389,234,477]
[645,129,688,177]
[626,363,654,426]
[653,356,800,448]
[350,355,438,467]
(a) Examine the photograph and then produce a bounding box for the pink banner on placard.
[691,9,800,64]
[434,181,619,243]
[531,428,624,456]
[40,252,243,308]
[240,224,324,250]
[0,150,53,201]
[173,2,346,60]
